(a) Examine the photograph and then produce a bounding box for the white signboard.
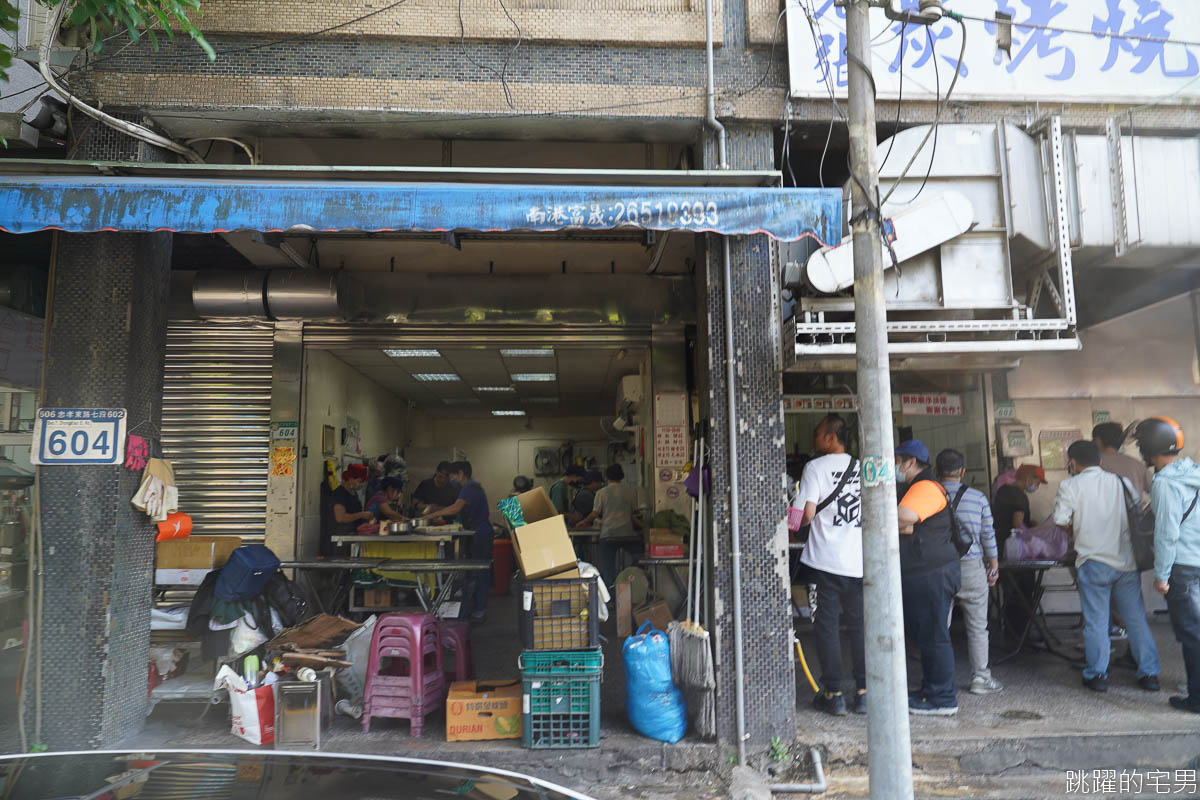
[787,0,1200,105]
[32,408,127,465]
[900,393,962,416]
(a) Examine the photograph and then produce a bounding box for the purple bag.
[684,464,710,499]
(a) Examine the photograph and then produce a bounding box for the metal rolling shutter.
[161,322,273,540]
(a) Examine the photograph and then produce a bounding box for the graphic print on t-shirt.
[795,453,864,579]
[832,467,862,526]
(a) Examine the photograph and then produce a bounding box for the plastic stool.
[362,612,445,735]
[439,619,475,682]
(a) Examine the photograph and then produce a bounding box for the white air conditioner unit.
[616,374,643,416]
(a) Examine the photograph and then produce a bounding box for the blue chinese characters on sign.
[32,408,128,465]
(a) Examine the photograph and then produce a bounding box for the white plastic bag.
[214,665,275,745]
[228,609,281,656]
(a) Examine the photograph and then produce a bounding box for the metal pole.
[844,2,914,799]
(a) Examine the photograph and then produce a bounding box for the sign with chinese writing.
[900,393,963,416]
[32,408,127,465]
[654,425,689,467]
[1039,428,1082,471]
[786,0,1200,105]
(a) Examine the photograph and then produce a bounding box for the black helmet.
[512,475,533,493]
[1133,417,1184,463]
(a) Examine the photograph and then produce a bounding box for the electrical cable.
[876,21,905,175]
[878,14,966,206]
[799,0,844,189]
[458,0,516,109]
[496,0,524,110]
[733,7,787,98]
[891,24,940,207]
[948,8,1200,49]
[212,0,412,57]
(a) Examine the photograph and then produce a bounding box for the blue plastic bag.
[623,620,687,743]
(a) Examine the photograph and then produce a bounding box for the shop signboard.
[31,408,127,465]
[786,0,1200,106]
[900,393,962,416]
[783,394,858,412]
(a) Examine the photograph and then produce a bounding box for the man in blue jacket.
[1135,417,1200,714]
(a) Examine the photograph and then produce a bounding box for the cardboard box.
[511,487,578,579]
[645,528,684,558]
[362,587,392,608]
[446,680,523,742]
[156,536,241,569]
[633,599,673,632]
[155,568,213,586]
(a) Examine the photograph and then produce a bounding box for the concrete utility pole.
[844,2,915,798]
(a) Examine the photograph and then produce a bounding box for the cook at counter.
[322,463,374,557]
[415,460,493,623]
[412,461,461,515]
[367,476,407,523]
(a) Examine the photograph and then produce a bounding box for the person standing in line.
[1134,417,1200,714]
[895,439,962,716]
[550,465,586,515]
[937,448,1003,695]
[575,464,637,586]
[1095,421,1151,498]
[417,461,493,624]
[1052,440,1160,693]
[791,414,865,716]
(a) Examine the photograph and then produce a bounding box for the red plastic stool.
[439,619,475,683]
[362,612,445,735]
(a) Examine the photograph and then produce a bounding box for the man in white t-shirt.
[791,413,864,716]
[577,463,638,585]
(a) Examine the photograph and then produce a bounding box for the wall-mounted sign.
[995,401,1016,420]
[270,421,298,442]
[900,393,962,417]
[1092,410,1112,426]
[783,394,858,412]
[1039,429,1083,472]
[32,408,127,465]
[654,425,689,468]
[786,0,1200,105]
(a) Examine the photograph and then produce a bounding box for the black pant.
[902,560,961,707]
[809,567,866,694]
[1167,564,1200,704]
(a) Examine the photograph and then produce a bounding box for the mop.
[668,430,717,737]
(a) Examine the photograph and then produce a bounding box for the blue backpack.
[215,545,281,602]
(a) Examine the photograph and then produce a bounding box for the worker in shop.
[324,463,374,556]
[550,464,586,515]
[568,470,604,525]
[412,460,461,515]
[895,439,962,717]
[992,463,1045,642]
[416,461,493,624]
[575,464,638,585]
[366,476,407,523]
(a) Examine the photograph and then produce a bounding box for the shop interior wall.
[298,349,410,557]
[904,384,991,492]
[404,413,637,523]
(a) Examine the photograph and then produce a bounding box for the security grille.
[161,322,273,540]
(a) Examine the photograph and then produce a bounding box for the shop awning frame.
[0,161,842,243]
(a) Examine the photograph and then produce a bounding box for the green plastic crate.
[521,673,601,749]
[518,648,603,677]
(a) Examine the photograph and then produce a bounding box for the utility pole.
[844,2,914,798]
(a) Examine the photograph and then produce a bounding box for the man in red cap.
[323,463,374,557]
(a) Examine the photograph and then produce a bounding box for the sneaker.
[908,697,958,716]
[812,691,847,716]
[853,691,867,715]
[1169,696,1200,714]
[969,676,1004,695]
[1138,675,1161,692]
[1109,625,1128,640]
[1082,675,1109,693]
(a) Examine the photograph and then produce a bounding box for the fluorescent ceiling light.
[492,410,526,416]
[501,348,555,357]
[411,373,461,382]
[383,348,441,358]
[475,386,517,393]
[511,373,556,382]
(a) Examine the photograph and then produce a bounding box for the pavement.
[792,612,1200,798]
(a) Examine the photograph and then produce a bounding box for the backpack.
[261,572,308,629]
[215,545,281,602]
[940,484,974,558]
[1123,479,1200,572]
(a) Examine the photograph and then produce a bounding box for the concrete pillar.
[36,231,172,748]
[698,124,795,750]
[29,117,172,749]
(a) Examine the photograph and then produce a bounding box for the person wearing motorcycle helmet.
[1135,416,1200,714]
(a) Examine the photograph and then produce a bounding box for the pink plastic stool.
[362,612,445,735]
[439,619,475,683]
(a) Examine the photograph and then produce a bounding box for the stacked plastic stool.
[362,612,445,736]
[438,619,475,683]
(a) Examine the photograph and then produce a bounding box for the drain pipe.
[769,748,828,795]
[703,0,747,770]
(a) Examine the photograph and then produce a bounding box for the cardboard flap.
[516,487,558,523]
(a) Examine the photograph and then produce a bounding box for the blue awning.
[0,176,841,243]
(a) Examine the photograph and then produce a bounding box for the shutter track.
[162,322,273,541]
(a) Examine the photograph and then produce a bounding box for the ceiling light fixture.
[511,373,556,382]
[500,348,555,357]
[492,410,526,416]
[383,348,442,358]
[411,373,461,382]
[474,386,517,393]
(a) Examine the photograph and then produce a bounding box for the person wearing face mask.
[323,463,374,557]
[992,464,1045,643]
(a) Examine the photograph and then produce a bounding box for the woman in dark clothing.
[366,476,407,522]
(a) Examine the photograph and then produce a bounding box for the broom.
[669,430,717,737]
